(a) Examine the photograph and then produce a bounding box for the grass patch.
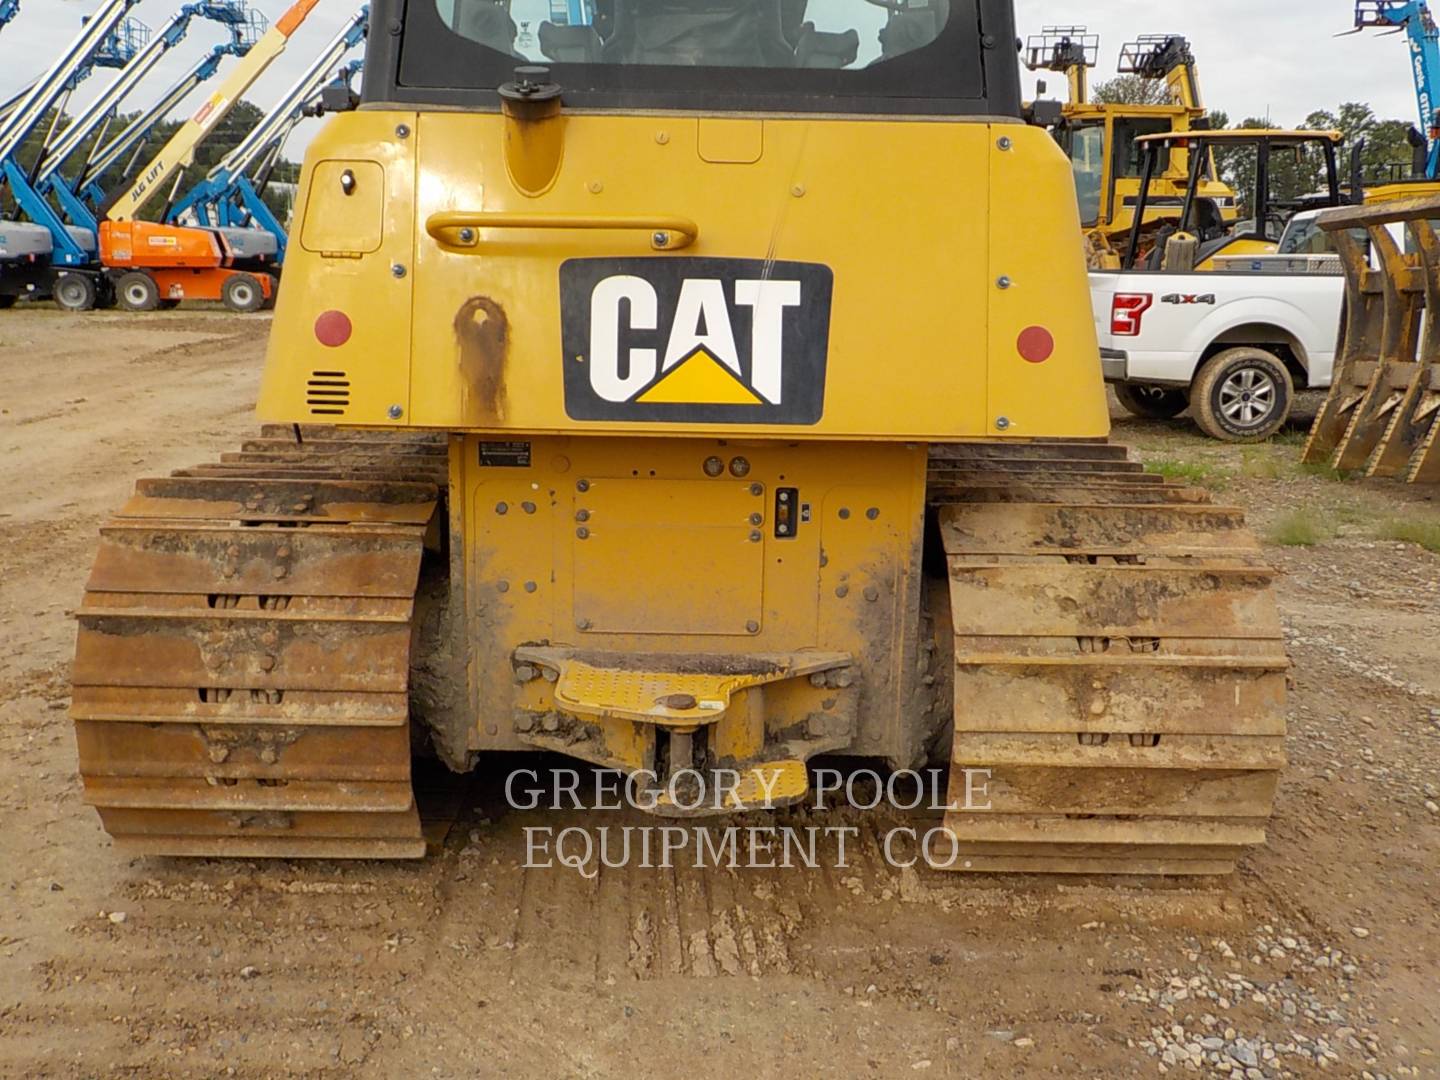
[1146,458,1233,487]
[1267,508,1332,547]
[1333,503,1371,529]
[1296,461,1355,483]
[1376,517,1440,553]
[1271,428,1311,447]
[1240,448,1287,480]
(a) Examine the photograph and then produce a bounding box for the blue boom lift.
[1349,0,1440,178]
[32,5,266,258]
[0,0,149,307]
[54,39,259,229]
[0,2,263,308]
[0,10,147,128]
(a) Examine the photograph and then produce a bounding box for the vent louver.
[306,370,350,416]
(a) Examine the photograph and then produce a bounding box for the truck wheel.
[53,273,98,312]
[1192,348,1294,443]
[1114,383,1189,420]
[222,273,265,314]
[116,271,160,312]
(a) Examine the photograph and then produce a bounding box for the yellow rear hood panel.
[259,110,1108,441]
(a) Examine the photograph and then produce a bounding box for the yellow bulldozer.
[1025,27,1239,267]
[70,0,1289,875]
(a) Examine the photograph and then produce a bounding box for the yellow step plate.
[514,646,849,726]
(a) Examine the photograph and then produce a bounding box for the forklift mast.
[1116,35,1204,112]
[1024,25,1098,104]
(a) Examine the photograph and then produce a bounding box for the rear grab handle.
[426,211,698,251]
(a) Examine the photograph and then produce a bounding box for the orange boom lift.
[97,0,323,310]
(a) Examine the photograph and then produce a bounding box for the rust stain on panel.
[455,296,509,420]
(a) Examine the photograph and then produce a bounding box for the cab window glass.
[1064,123,1104,227]
[435,0,946,70]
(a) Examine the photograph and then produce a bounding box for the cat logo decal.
[561,258,832,424]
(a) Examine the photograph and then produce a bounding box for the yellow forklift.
[1025,28,1238,267]
[1122,129,1347,271]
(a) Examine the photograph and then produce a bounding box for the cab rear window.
[439,0,942,69]
[386,0,1013,114]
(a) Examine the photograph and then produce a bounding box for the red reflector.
[1017,326,1055,363]
[314,310,352,348]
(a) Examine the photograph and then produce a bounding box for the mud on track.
[0,309,1436,1078]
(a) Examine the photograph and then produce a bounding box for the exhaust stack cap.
[500,65,561,104]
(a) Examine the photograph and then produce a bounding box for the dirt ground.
[0,308,1437,1080]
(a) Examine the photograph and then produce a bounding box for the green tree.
[1320,102,1423,183]
[1205,102,1423,218]
[1366,119,1422,181]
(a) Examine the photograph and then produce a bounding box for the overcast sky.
[0,0,1426,162]
[1014,1,1418,126]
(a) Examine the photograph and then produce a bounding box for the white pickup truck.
[1092,209,1404,442]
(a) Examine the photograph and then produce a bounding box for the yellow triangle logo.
[636,348,764,406]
